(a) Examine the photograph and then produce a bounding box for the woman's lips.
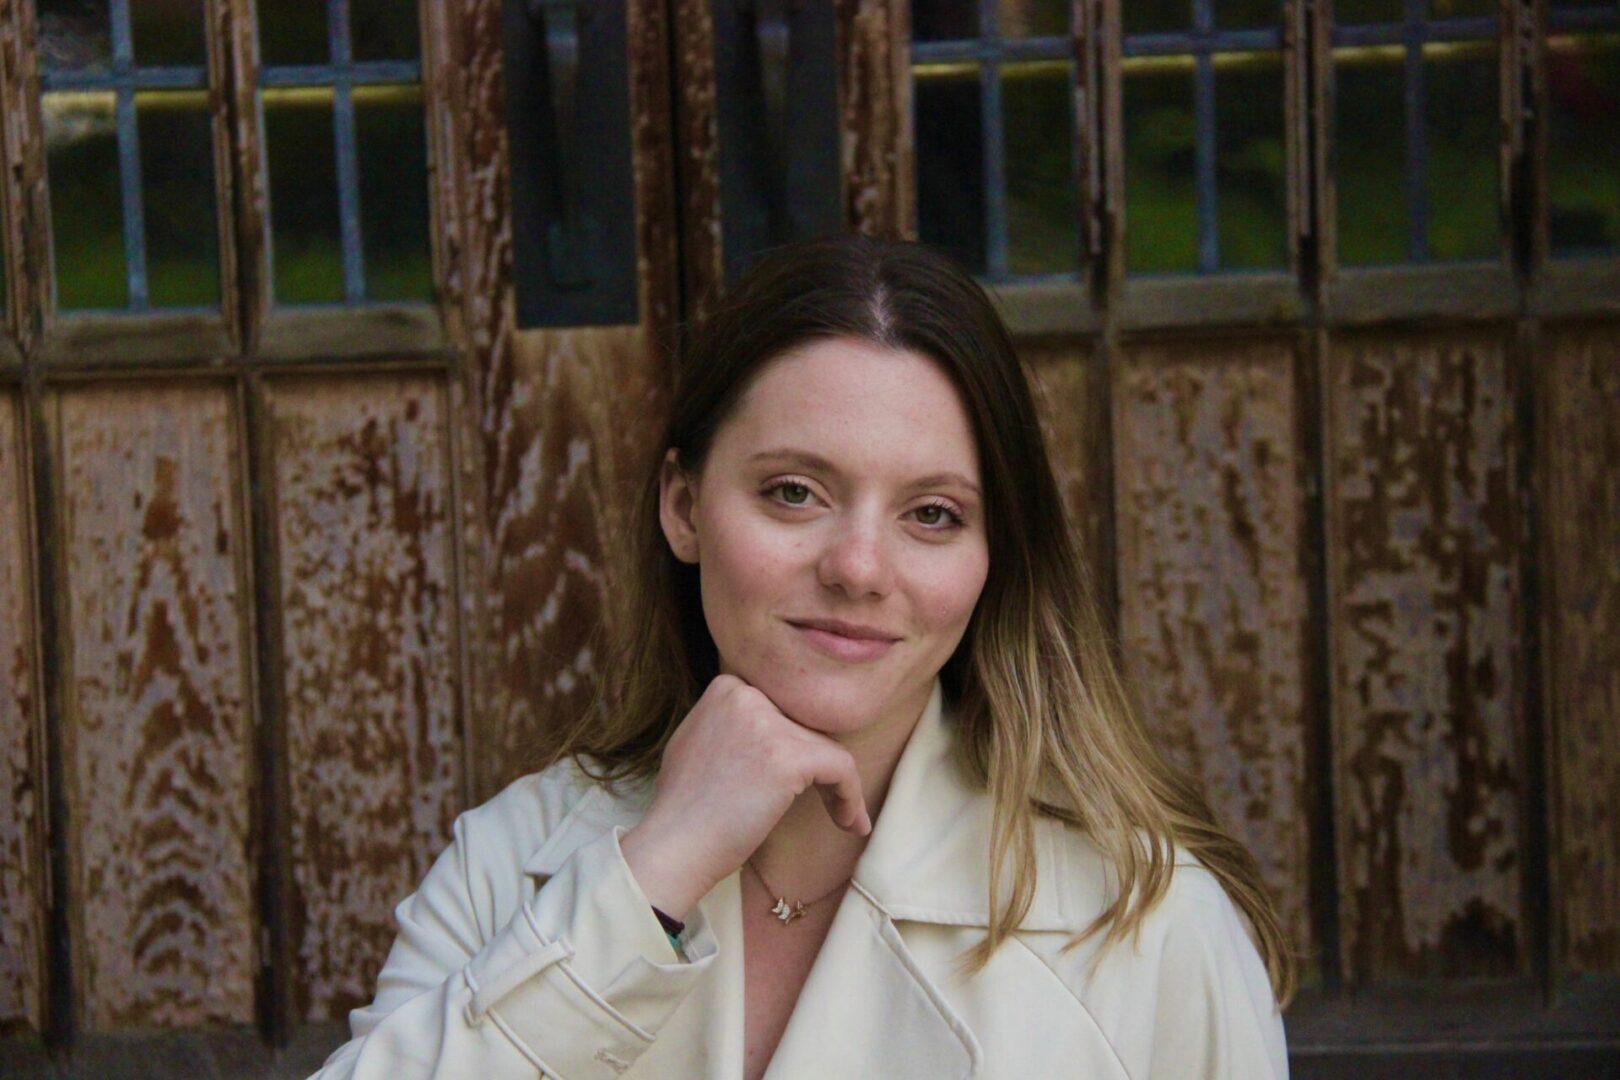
[788,622,896,662]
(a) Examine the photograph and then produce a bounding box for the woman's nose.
[816,515,893,598]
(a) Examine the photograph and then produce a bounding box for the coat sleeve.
[1142,885,1289,1080]
[309,815,719,1080]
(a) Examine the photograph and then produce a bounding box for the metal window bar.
[257,0,422,305]
[1121,18,1285,274]
[912,6,1074,283]
[38,0,211,312]
[1328,13,1499,263]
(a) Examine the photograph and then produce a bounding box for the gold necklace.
[744,857,850,925]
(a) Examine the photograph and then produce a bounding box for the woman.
[313,235,1293,1079]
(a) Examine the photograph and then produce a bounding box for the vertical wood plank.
[267,375,462,1020]
[1542,325,1620,975]
[56,383,255,1028]
[452,0,678,800]
[839,0,912,238]
[1114,342,1314,954]
[671,0,724,316]
[0,389,42,1031]
[1021,343,1105,581]
[1328,332,1524,982]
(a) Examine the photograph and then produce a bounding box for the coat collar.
[522,677,1100,934]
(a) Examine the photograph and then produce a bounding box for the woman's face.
[659,336,990,743]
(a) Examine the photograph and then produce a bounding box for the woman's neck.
[747,688,929,896]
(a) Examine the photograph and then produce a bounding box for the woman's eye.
[769,481,813,506]
[914,502,964,529]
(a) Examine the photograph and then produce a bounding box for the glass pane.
[45,91,127,309]
[912,0,978,42]
[257,0,330,65]
[1547,35,1620,254]
[1004,63,1077,274]
[265,92,343,303]
[1125,0,1189,35]
[1216,0,1282,29]
[352,0,421,60]
[915,65,986,274]
[1335,55,1406,264]
[1124,67,1197,272]
[999,0,1067,37]
[132,0,205,67]
[139,91,220,307]
[357,87,432,300]
[33,0,112,72]
[1335,0,1401,23]
[1216,56,1288,268]
[1438,0,1496,18]
[1426,51,1499,260]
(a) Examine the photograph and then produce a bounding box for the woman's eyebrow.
[747,447,981,497]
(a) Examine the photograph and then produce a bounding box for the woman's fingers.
[797,737,871,836]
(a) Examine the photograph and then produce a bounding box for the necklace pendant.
[771,897,807,924]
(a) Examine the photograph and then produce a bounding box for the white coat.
[312,679,1289,1079]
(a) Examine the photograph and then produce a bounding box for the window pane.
[257,0,329,65]
[352,0,420,61]
[1426,50,1499,260]
[1124,67,1197,272]
[912,0,978,42]
[265,93,343,303]
[1000,0,1067,38]
[132,0,205,67]
[33,0,112,72]
[1216,0,1282,29]
[1335,55,1407,265]
[45,91,127,309]
[1547,34,1620,254]
[915,65,986,273]
[139,91,221,307]
[1216,55,1288,268]
[357,87,432,300]
[1125,0,1189,35]
[1336,0,1401,22]
[1004,63,1077,274]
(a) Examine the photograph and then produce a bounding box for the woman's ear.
[658,448,701,564]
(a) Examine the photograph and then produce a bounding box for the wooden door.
[1,0,1617,1076]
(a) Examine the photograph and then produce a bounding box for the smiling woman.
[310,235,1293,1080]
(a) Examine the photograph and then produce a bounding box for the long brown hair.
[547,234,1295,1003]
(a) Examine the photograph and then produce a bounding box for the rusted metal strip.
[838,0,912,239]
[0,389,44,1033]
[223,0,267,355]
[671,0,724,323]
[2,0,49,353]
[240,371,293,1046]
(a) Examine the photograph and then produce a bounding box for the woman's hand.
[618,674,871,921]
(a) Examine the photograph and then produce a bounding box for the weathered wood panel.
[1542,325,1620,975]
[1113,343,1313,954]
[453,0,677,799]
[0,390,42,1031]
[839,0,911,238]
[56,384,255,1028]
[267,375,463,1021]
[671,0,723,317]
[1020,343,1105,582]
[1327,332,1524,982]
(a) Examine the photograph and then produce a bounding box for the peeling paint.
[1115,344,1313,955]
[1544,326,1620,974]
[1329,333,1523,981]
[270,376,462,1021]
[58,385,254,1028]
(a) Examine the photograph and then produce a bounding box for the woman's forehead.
[717,339,981,481]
